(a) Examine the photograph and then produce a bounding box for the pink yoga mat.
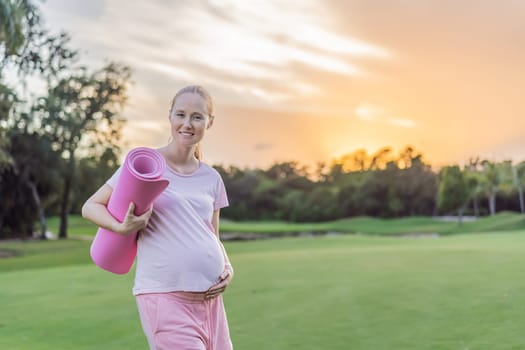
[90,147,169,274]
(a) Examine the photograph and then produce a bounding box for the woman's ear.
[207,115,215,129]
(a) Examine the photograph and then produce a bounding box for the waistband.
[136,291,211,303]
[170,291,209,302]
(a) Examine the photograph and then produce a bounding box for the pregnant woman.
[82,85,234,350]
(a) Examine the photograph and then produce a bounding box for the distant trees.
[0,133,61,238]
[217,146,438,221]
[513,162,525,214]
[215,147,524,223]
[331,146,437,218]
[438,166,469,224]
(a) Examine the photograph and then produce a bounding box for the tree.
[299,186,339,222]
[215,165,262,220]
[395,153,437,216]
[1,0,76,174]
[369,147,393,170]
[480,161,499,215]
[0,84,17,170]
[0,132,61,239]
[351,168,394,217]
[33,63,131,238]
[438,166,469,224]
[512,162,525,214]
[464,158,484,216]
[265,161,313,191]
[70,148,120,214]
[479,160,513,216]
[0,0,39,58]
[0,1,130,239]
[397,145,419,169]
[1,0,40,170]
[333,148,371,172]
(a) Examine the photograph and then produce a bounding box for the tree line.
[1,1,524,240]
[216,149,525,223]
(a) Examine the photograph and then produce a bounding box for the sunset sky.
[39,0,525,169]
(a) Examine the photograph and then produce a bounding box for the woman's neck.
[160,143,200,173]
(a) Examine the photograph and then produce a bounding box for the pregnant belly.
[182,245,225,282]
[137,237,225,290]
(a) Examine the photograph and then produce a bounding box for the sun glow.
[39,0,525,168]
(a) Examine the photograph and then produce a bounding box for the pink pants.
[136,292,233,350]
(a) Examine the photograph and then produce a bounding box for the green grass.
[2,230,525,349]
[221,211,525,235]
[0,239,92,272]
[329,212,525,235]
[46,216,97,238]
[48,211,525,238]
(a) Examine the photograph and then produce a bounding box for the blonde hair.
[169,85,214,160]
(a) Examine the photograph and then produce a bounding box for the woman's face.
[169,92,213,147]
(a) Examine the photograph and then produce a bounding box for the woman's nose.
[183,117,192,127]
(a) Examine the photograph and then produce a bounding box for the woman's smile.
[179,130,195,136]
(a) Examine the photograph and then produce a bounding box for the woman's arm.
[81,184,152,235]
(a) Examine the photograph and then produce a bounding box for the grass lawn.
[45,216,98,239]
[45,211,525,238]
[220,211,525,235]
[2,230,525,349]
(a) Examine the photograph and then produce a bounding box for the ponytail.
[194,143,202,160]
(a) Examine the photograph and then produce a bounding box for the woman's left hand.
[205,264,234,299]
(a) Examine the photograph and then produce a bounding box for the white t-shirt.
[106,161,229,295]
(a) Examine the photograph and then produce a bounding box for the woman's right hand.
[116,202,153,235]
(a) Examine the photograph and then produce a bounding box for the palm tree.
[480,160,513,216]
[480,160,500,215]
[465,157,483,216]
[513,162,525,214]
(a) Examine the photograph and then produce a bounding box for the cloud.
[42,0,105,21]
[355,104,416,128]
[286,23,390,58]
[388,118,416,128]
[253,142,274,151]
[42,0,391,107]
[354,103,385,121]
[140,62,194,81]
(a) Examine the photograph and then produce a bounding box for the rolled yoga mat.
[90,147,169,274]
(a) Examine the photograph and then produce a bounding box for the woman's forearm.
[82,201,122,233]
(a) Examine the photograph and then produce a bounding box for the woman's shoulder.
[199,162,222,177]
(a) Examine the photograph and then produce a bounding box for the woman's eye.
[193,115,203,120]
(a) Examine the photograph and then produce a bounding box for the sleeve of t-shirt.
[214,174,229,210]
[106,166,122,189]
